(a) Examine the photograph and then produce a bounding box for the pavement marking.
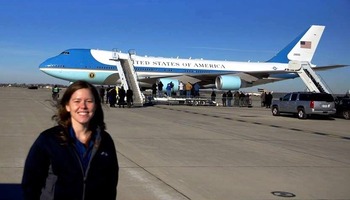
[156,106,349,141]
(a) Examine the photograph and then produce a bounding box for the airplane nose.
[38,57,67,80]
[39,60,49,70]
[39,57,62,70]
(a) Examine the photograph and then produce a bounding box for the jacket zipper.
[70,129,101,200]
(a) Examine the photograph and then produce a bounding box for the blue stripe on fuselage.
[134,66,230,74]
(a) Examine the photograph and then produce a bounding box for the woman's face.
[65,88,96,127]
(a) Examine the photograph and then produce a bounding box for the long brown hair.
[52,80,106,131]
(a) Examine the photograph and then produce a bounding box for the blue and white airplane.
[39,25,346,91]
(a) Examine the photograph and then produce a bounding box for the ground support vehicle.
[271,92,336,119]
[152,97,216,106]
[334,97,350,120]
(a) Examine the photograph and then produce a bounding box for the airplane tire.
[343,110,350,120]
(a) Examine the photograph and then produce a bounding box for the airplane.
[39,25,347,92]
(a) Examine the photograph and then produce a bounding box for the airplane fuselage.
[39,49,294,86]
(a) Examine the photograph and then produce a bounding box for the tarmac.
[0,87,349,200]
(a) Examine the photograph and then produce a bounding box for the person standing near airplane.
[261,92,266,107]
[222,92,227,107]
[99,85,105,103]
[234,91,240,106]
[211,90,216,102]
[185,82,192,98]
[227,90,233,107]
[239,92,245,107]
[179,81,184,97]
[265,92,273,108]
[108,86,117,107]
[157,81,163,97]
[193,83,200,97]
[126,88,133,108]
[22,80,119,200]
[118,86,126,108]
[166,82,172,97]
[106,85,111,104]
[52,85,60,101]
[152,83,157,97]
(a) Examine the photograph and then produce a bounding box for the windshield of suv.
[299,93,334,102]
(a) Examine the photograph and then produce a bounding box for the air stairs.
[286,60,330,93]
[110,50,144,107]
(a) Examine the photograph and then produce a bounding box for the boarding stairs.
[286,60,330,93]
[110,50,144,107]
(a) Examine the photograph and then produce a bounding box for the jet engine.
[158,78,179,92]
[215,75,242,90]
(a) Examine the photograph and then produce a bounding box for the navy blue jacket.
[22,126,119,200]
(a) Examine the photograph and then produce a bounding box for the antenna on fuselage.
[128,49,136,56]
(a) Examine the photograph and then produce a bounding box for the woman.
[22,80,119,200]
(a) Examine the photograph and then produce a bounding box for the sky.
[0,0,349,94]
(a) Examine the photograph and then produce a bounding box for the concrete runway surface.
[0,87,349,200]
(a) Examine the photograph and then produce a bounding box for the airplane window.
[60,51,70,55]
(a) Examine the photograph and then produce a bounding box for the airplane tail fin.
[267,25,325,63]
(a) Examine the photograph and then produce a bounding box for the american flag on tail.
[300,41,311,49]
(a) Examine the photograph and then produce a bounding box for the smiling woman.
[65,88,96,131]
[22,80,119,200]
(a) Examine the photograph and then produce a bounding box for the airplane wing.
[138,64,349,89]
[195,64,350,87]
[139,71,276,88]
[312,64,349,71]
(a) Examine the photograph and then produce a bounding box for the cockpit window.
[60,51,70,55]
